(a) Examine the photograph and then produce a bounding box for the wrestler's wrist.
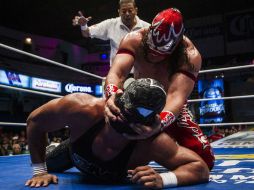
[160,111,176,130]
[31,162,48,176]
[160,172,178,188]
[105,84,118,99]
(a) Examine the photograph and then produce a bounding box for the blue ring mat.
[0,147,253,190]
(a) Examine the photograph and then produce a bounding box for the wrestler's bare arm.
[152,133,209,185]
[183,35,202,75]
[128,133,209,188]
[163,71,196,116]
[27,93,105,164]
[104,32,142,121]
[163,37,202,117]
[25,94,105,187]
[105,32,141,88]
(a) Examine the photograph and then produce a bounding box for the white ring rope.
[1,42,253,77]
[0,122,26,126]
[0,121,253,128]
[188,94,254,103]
[1,43,254,128]
[0,43,105,80]
[199,122,254,127]
[0,84,63,98]
[199,64,254,74]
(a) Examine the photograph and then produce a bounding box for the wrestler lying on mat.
[25,78,209,189]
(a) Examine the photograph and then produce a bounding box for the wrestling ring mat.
[0,143,254,189]
[0,43,254,189]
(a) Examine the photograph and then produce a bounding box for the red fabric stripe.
[178,70,197,82]
[116,49,135,59]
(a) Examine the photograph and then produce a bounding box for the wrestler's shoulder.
[182,36,202,71]
[122,28,146,47]
[61,93,105,110]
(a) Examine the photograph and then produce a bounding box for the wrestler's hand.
[123,114,161,140]
[72,11,92,26]
[25,173,58,187]
[128,166,163,189]
[104,89,124,123]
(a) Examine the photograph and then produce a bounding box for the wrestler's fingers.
[137,175,156,184]
[30,180,36,187]
[35,180,43,187]
[143,181,160,189]
[144,175,163,189]
[52,175,58,184]
[30,180,37,187]
[134,123,153,134]
[116,88,124,94]
[106,99,121,115]
[42,179,49,187]
[131,165,154,174]
[130,167,155,182]
[132,170,155,182]
[129,123,143,135]
[104,106,117,121]
[25,179,32,186]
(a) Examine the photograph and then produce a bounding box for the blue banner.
[0,69,30,88]
[198,79,225,124]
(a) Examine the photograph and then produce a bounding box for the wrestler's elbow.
[26,110,37,127]
[192,160,210,183]
[26,108,45,132]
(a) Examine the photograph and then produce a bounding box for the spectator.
[12,143,22,155]
[208,127,224,142]
[0,144,8,156]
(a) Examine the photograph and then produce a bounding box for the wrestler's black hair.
[110,78,166,135]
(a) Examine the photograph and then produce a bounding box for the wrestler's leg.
[46,138,73,172]
[164,104,215,170]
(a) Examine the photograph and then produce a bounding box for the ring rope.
[0,43,105,80]
[1,121,253,127]
[1,43,254,77]
[199,122,254,127]
[199,64,254,74]
[0,84,63,98]
[1,43,254,129]
[188,94,254,103]
[0,122,26,126]
[2,82,253,102]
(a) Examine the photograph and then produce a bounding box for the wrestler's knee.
[165,127,215,170]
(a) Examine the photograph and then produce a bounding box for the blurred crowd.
[0,128,28,156]
[0,124,249,156]
[0,127,69,156]
[207,125,247,143]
